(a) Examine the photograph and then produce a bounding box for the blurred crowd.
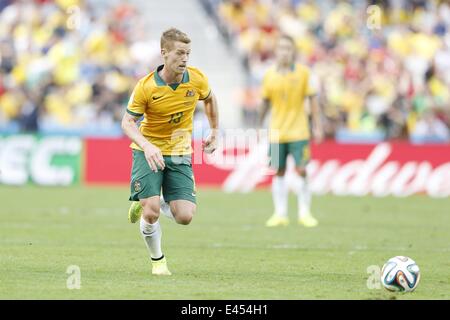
[2,0,449,143]
[207,0,450,143]
[0,0,161,135]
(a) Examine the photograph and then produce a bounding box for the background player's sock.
[140,217,163,259]
[159,196,175,221]
[294,175,312,218]
[272,176,288,217]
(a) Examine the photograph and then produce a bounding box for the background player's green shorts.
[269,140,310,170]
[129,150,196,204]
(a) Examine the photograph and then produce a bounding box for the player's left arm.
[308,94,323,144]
[202,90,219,153]
[305,69,323,144]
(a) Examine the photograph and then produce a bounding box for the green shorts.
[129,150,196,204]
[269,140,310,170]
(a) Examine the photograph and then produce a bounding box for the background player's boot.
[265,214,289,227]
[159,195,175,220]
[128,201,143,223]
[298,213,318,227]
[152,256,172,276]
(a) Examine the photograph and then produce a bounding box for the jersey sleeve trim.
[126,109,144,117]
[199,89,212,101]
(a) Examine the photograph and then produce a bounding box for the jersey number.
[168,112,184,124]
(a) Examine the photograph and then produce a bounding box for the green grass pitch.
[0,185,449,299]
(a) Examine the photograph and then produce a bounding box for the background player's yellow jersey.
[127,65,211,155]
[262,63,315,143]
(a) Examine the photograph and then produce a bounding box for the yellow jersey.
[126,65,211,155]
[262,63,315,143]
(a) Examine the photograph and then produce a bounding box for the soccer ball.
[381,256,420,292]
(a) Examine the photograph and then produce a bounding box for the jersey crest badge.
[185,89,195,97]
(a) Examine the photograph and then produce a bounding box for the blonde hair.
[279,34,295,45]
[161,28,191,51]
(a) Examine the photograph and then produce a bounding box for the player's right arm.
[258,98,271,128]
[121,81,165,172]
[258,71,272,128]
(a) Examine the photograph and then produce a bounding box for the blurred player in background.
[259,34,323,228]
[121,28,219,275]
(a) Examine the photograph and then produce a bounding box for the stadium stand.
[0,0,162,136]
[202,0,450,143]
[1,0,449,143]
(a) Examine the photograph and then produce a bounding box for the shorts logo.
[192,174,196,195]
[134,180,142,192]
[185,89,195,97]
[303,145,311,161]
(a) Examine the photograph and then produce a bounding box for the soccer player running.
[121,28,219,275]
[259,34,323,228]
